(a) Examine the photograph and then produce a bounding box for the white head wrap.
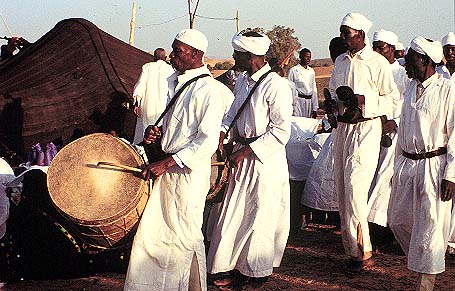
[373,29,398,46]
[410,36,443,63]
[175,29,208,53]
[341,13,373,34]
[231,30,271,56]
[442,32,455,47]
[395,42,405,51]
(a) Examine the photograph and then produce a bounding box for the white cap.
[396,42,405,51]
[175,29,208,53]
[231,30,271,56]
[373,29,398,46]
[442,32,455,47]
[341,12,373,34]
[410,36,443,63]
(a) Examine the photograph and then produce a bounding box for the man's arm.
[442,82,455,201]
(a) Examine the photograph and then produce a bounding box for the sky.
[1,0,454,60]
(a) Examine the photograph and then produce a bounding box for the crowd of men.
[122,11,455,291]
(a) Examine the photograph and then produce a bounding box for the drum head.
[47,133,146,224]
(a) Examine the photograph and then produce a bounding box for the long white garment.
[287,64,318,117]
[286,117,321,181]
[438,65,455,247]
[124,66,231,291]
[367,61,410,226]
[207,64,293,278]
[329,47,399,258]
[132,60,175,144]
[388,73,455,274]
[302,132,338,211]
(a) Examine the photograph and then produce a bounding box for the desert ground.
[3,223,455,291]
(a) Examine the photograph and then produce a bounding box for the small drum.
[47,133,149,253]
[207,149,230,203]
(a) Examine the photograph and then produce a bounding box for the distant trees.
[265,25,301,69]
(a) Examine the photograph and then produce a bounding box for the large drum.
[47,133,149,253]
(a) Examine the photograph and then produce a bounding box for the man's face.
[301,52,311,66]
[233,50,251,72]
[170,40,195,72]
[443,45,455,64]
[373,41,394,63]
[404,48,426,79]
[340,25,363,50]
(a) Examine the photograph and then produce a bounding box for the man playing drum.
[123,29,233,291]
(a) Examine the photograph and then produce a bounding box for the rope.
[136,15,186,28]
[195,14,236,21]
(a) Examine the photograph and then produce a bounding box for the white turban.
[442,32,455,47]
[231,31,271,56]
[396,42,405,51]
[373,29,398,46]
[175,29,208,53]
[410,36,443,63]
[341,13,373,34]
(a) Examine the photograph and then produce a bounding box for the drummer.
[123,29,234,291]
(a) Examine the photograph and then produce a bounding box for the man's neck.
[300,62,308,68]
[447,62,455,75]
[250,60,267,75]
[349,43,366,55]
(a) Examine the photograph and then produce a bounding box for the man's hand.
[143,125,162,144]
[382,120,398,134]
[218,132,226,157]
[228,145,253,167]
[133,105,140,117]
[311,110,317,119]
[441,179,455,201]
[141,156,176,180]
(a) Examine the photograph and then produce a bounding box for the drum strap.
[154,73,211,126]
[226,70,272,135]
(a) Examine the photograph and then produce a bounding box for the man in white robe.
[287,48,318,118]
[436,32,455,81]
[388,36,455,291]
[207,30,292,289]
[123,29,233,291]
[329,13,399,271]
[132,48,174,144]
[440,32,455,252]
[368,29,410,228]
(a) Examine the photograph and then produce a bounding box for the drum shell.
[47,133,149,253]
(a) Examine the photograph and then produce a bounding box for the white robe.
[207,64,293,277]
[124,66,231,291]
[329,47,399,258]
[388,73,455,274]
[302,132,338,211]
[367,61,410,226]
[287,64,318,117]
[132,60,174,144]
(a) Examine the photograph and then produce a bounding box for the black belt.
[236,136,260,145]
[297,93,313,99]
[402,147,447,160]
[337,115,382,124]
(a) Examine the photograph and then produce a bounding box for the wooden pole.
[129,1,136,45]
[0,14,13,36]
[236,10,240,32]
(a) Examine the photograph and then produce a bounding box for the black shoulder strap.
[226,70,272,134]
[154,73,210,126]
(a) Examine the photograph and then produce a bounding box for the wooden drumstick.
[211,161,226,166]
[96,161,142,173]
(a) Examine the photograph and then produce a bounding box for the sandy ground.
[3,223,455,291]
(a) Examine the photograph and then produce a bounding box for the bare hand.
[228,145,253,167]
[382,120,398,134]
[141,156,176,180]
[441,179,455,201]
[133,105,140,117]
[143,125,162,144]
[311,111,317,119]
